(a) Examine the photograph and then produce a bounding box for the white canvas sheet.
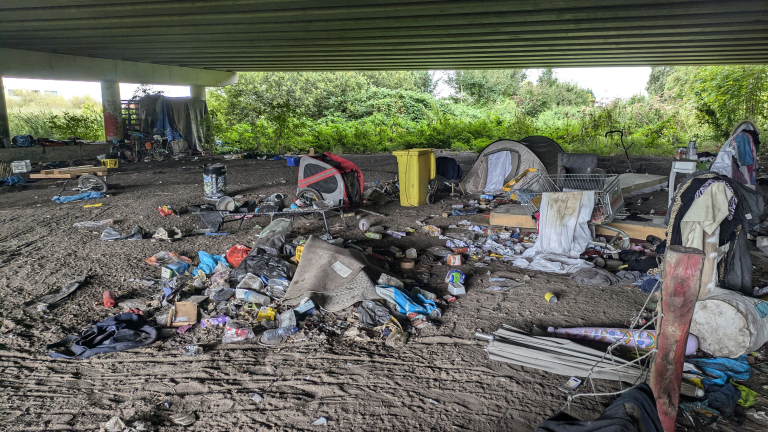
[484,151,512,193]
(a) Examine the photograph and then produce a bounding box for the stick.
[650,245,704,432]
[358,208,385,217]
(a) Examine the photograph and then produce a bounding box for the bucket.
[689,288,768,357]
[203,163,227,201]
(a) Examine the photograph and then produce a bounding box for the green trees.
[445,69,527,104]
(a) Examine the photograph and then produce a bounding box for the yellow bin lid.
[392,148,433,156]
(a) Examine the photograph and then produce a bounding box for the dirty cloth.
[514,191,595,274]
[632,274,660,293]
[570,268,642,287]
[0,174,26,186]
[680,182,733,250]
[355,300,394,328]
[686,355,750,388]
[535,383,662,432]
[376,285,437,316]
[435,156,464,181]
[192,251,227,276]
[282,236,384,312]
[25,275,87,308]
[734,382,759,407]
[706,383,740,417]
[47,313,157,359]
[52,191,105,203]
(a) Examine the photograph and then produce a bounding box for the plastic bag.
[222,317,255,343]
[375,285,437,316]
[193,251,227,276]
[229,251,296,285]
[259,218,292,239]
[356,300,393,327]
[145,251,193,267]
[225,244,252,267]
[100,226,148,241]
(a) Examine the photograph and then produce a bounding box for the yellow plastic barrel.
[392,148,436,206]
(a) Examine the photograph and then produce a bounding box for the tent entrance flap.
[485,151,512,193]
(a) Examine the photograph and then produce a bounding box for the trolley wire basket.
[513,172,625,224]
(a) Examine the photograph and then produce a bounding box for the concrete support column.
[190,85,206,101]
[100,81,123,141]
[0,77,10,147]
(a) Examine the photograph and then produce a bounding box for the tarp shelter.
[136,95,208,152]
[462,139,562,194]
[520,135,565,174]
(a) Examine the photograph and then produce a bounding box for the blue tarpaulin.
[0,174,27,186]
[52,191,105,203]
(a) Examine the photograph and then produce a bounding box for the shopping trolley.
[514,172,629,249]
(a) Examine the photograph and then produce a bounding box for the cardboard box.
[167,302,197,327]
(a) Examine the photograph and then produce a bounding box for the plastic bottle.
[235,288,272,306]
[262,326,298,342]
[358,218,370,231]
[365,232,382,240]
[405,248,417,259]
[103,291,116,308]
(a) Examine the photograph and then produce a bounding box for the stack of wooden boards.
[29,166,108,179]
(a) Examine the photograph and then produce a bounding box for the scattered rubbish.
[0,174,27,186]
[359,218,370,231]
[422,225,442,236]
[145,251,192,267]
[387,230,406,239]
[405,248,418,259]
[47,313,157,359]
[545,292,558,303]
[27,274,87,310]
[259,218,292,238]
[400,259,415,269]
[429,398,439,405]
[447,282,466,295]
[250,393,263,403]
[170,412,197,427]
[222,318,255,343]
[102,291,116,308]
[201,316,227,327]
[312,417,328,426]
[105,416,127,432]
[73,219,113,228]
[157,205,175,216]
[225,244,252,267]
[167,302,197,327]
[365,232,382,240]
[182,345,203,356]
[153,227,183,242]
[52,191,105,203]
[690,288,768,357]
[446,254,462,266]
[101,226,148,241]
[83,203,102,208]
[262,326,298,342]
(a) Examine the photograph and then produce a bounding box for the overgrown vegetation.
[7,92,104,141]
[206,66,767,156]
[8,66,767,155]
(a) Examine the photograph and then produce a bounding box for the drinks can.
[545,292,558,303]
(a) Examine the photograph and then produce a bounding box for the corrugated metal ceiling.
[1,0,766,71]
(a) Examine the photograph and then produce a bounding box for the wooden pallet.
[30,166,108,179]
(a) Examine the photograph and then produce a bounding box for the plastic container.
[11,160,31,173]
[690,288,768,357]
[103,291,116,308]
[295,245,304,262]
[259,218,292,238]
[286,157,301,166]
[236,289,270,305]
[100,159,119,168]
[262,326,298,342]
[203,163,227,201]
[392,148,436,206]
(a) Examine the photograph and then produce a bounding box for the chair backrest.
[558,153,598,175]
[435,157,463,181]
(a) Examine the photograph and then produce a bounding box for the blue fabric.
[687,355,750,387]
[376,285,436,315]
[192,251,227,275]
[735,133,754,166]
[632,274,660,293]
[12,135,35,147]
[0,174,27,186]
[156,99,183,142]
[52,191,105,203]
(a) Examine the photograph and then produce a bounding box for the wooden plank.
[650,245,704,432]
[489,204,667,239]
[29,173,77,179]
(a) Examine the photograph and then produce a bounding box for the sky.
[3,67,652,102]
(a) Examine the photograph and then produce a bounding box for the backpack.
[47,313,158,359]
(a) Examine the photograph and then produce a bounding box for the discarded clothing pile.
[665,171,764,295]
[711,121,761,186]
[0,174,26,186]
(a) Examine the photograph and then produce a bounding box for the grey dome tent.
[520,135,565,174]
[462,139,563,194]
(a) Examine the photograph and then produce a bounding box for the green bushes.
[8,96,104,141]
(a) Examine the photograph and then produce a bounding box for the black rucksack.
[47,313,158,359]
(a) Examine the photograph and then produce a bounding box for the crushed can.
[182,345,203,356]
[446,254,463,266]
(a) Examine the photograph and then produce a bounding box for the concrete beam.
[0,48,237,87]
[0,77,10,144]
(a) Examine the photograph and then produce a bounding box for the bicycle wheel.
[78,174,107,193]
[152,147,165,161]
[296,187,323,220]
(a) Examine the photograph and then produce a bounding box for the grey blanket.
[570,268,642,287]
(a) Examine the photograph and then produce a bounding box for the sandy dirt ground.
[1,152,766,431]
